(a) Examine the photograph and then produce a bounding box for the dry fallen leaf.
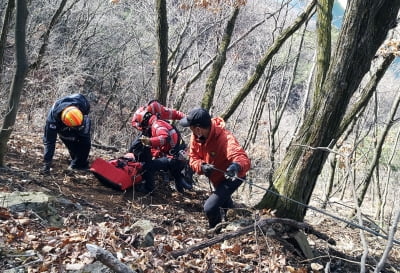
[0,208,12,220]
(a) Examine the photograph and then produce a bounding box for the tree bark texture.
[201,7,239,110]
[86,244,136,273]
[0,0,15,78]
[155,0,169,105]
[313,0,333,100]
[256,0,400,221]
[0,0,28,167]
[337,54,395,137]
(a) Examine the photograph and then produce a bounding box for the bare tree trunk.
[173,18,266,111]
[352,88,400,215]
[374,205,400,273]
[337,54,395,138]
[323,115,358,208]
[30,0,68,69]
[372,92,382,219]
[313,0,333,100]
[0,0,15,78]
[244,65,272,149]
[221,0,316,121]
[0,0,28,167]
[378,127,400,224]
[155,0,168,105]
[265,22,310,184]
[293,52,315,137]
[166,6,193,104]
[350,156,369,273]
[201,6,239,110]
[322,153,336,209]
[323,52,394,210]
[339,120,368,201]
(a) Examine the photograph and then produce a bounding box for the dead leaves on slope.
[0,205,311,273]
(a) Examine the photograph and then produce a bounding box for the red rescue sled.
[90,153,143,190]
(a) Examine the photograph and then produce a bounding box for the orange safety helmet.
[131,106,152,130]
[61,106,83,127]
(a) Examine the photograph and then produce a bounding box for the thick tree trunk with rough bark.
[256,0,400,221]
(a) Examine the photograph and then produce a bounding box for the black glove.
[41,161,51,174]
[225,162,240,180]
[201,163,215,176]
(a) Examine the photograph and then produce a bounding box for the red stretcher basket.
[90,153,143,190]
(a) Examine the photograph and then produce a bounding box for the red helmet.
[132,106,152,130]
[61,106,83,127]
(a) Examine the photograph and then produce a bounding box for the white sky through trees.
[337,0,347,9]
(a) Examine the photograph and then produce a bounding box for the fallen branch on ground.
[86,244,136,273]
[169,217,335,258]
[92,142,119,152]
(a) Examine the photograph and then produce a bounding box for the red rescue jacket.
[147,100,185,121]
[147,116,181,158]
[188,117,251,187]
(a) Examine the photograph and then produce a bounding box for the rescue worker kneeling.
[129,107,192,194]
[42,93,91,174]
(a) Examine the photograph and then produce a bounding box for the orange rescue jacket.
[188,117,251,187]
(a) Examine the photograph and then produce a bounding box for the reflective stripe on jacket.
[147,100,185,120]
[148,116,180,157]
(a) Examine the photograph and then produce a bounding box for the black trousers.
[61,137,91,168]
[130,138,185,191]
[204,178,243,228]
[141,157,186,192]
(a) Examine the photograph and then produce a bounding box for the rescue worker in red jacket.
[130,106,192,193]
[42,93,91,174]
[180,108,251,229]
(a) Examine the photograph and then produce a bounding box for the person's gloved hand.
[225,162,240,180]
[122,153,135,161]
[41,161,51,175]
[139,136,151,147]
[201,163,215,176]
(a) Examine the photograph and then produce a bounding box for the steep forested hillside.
[1,131,399,272]
[1,1,400,272]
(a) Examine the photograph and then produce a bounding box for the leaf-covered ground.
[1,132,399,273]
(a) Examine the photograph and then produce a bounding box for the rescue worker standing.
[130,105,192,193]
[42,93,91,174]
[180,108,251,230]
